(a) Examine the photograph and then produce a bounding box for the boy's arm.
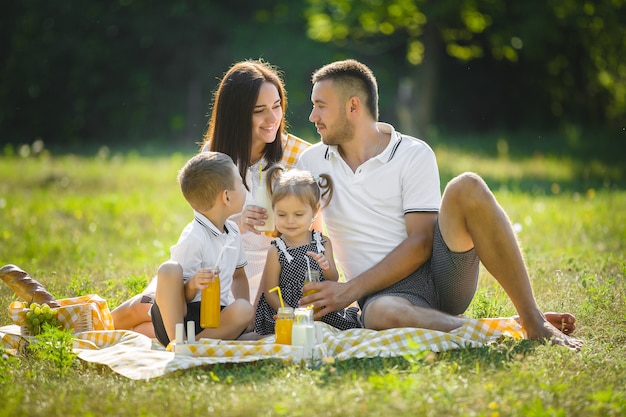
[185,269,217,302]
[230,267,250,302]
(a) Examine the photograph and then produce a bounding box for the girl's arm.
[261,246,283,312]
[230,267,250,302]
[306,235,340,282]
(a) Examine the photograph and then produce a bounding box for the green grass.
[1,143,625,417]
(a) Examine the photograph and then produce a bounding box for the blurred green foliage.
[1,0,624,156]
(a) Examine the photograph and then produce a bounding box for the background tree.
[0,0,339,150]
[304,0,626,139]
[0,0,623,153]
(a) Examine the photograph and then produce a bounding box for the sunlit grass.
[0,151,194,307]
[1,144,625,417]
[435,145,621,193]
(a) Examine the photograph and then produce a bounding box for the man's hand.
[298,280,355,320]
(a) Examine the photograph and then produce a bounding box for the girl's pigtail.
[264,164,284,197]
[317,173,334,208]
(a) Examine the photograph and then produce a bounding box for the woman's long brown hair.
[201,59,287,189]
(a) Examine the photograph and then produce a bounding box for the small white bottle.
[254,175,275,233]
[292,307,315,360]
[187,321,196,344]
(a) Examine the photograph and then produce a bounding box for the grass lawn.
[1,140,625,417]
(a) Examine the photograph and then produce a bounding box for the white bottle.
[254,177,275,233]
[292,307,315,359]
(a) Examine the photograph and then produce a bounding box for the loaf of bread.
[0,264,60,308]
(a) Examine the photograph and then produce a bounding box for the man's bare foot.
[526,319,583,351]
[513,312,576,335]
[544,312,576,334]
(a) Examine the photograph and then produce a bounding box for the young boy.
[151,152,254,346]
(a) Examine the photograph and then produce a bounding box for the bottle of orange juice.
[200,268,220,328]
[275,307,294,345]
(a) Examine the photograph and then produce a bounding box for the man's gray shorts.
[359,219,479,322]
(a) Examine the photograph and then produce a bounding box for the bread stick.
[0,264,61,307]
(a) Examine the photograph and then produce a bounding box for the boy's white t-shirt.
[169,210,247,305]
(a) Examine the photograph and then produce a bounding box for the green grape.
[23,303,63,335]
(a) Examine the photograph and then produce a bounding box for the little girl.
[254,166,361,335]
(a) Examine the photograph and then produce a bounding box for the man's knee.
[363,297,411,330]
[446,172,488,196]
[444,172,493,209]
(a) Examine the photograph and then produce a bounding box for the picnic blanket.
[2,294,526,380]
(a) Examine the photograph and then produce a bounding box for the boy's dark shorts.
[151,301,224,346]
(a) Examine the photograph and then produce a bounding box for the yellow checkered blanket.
[2,294,526,380]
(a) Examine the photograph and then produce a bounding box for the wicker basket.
[9,295,114,335]
[19,307,93,336]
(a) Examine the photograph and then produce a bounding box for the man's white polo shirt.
[297,122,440,280]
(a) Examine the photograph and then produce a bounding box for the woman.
[111,59,310,337]
[201,59,310,303]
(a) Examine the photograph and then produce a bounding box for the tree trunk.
[396,21,440,138]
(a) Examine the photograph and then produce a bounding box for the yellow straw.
[269,286,285,309]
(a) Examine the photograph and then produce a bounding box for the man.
[297,59,582,350]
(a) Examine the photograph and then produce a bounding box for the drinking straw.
[269,286,285,309]
[214,245,235,270]
[305,255,312,279]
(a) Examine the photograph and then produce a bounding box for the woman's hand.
[239,204,268,234]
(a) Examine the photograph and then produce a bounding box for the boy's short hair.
[178,152,236,212]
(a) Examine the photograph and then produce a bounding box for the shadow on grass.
[433,338,539,368]
[431,129,625,192]
[439,167,623,195]
[146,338,541,386]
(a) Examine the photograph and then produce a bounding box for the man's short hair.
[312,59,379,120]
